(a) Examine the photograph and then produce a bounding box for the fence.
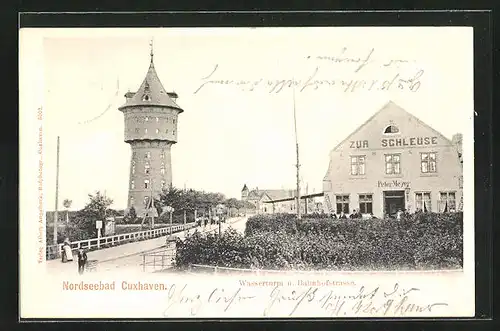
[142,246,177,272]
[46,222,196,260]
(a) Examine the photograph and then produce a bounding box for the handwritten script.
[162,282,448,318]
[193,47,423,94]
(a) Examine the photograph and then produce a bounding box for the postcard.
[19,26,474,318]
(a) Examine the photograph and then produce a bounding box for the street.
[46,216,249,275]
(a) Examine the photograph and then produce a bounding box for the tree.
[63,199,72,224]
[72,191,114,239]
[124,206,137,223]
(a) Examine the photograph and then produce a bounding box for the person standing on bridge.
[77,248,88,275]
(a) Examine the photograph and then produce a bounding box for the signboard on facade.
[377,180,411,189]
[349,136,439,149]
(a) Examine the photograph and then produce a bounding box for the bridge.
[46,216,249,275]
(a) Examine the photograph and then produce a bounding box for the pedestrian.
[77,248,88,275]
[61,238,73,263]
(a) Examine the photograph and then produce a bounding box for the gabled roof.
[331,101,454,152]
[247,189,296,201]
[119,56,183,112]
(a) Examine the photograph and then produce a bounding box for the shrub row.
[175,212,463,271]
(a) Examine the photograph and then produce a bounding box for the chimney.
[452,133,463,164]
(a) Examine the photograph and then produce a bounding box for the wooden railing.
[46,222,196,260]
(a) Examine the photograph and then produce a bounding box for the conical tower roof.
[119,54,183,112]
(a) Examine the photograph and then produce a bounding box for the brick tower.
[119,43,184,217]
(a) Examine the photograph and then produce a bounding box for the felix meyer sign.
[350,136,438,149]
[377,180,411,188]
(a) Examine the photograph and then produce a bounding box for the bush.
[175,212,463,271]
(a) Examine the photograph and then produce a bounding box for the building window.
[144,128,148,134]
[144,179,150,189]
[131,161,135,174]
[173,130,175,135]
[135,128,139,133]
[130,197,134,206]
[145,116,149,122]
[415,192,431,212]
[145,162,150,174]
[160,163,165,175]
[156,128,160,134]
[131,180,135,189]
[156,117,159,122]
[173,119,176,124]
[359,194,373,214]
[385,154,401,175]
[421,152,437,173]
[144,196,150,207]
[160,152,165,159]
[165,129,168,134]
[145,152,150,159]
[383,125,400,134]
[161,180,166,189]
[350,156,366,175]
[439,192,456,212]
[336,195,350,214]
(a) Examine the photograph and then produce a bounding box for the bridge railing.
[46,222,196,260]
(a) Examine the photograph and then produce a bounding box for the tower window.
[145,152,150,159]
[173,130,175,135]
[131,180,135,189]
[160,163,165,175]
[156,128,160,134]
[161,180,166,189]
[144,128,148,134]
[144,180,150,189]
[135,128,139,133]
[383,125,400,134]
[144,196,150,206]
[165,129,168,134]
[130,197,134,206]
[145,116,149,122]
[156,117,159,122]
[160,152,164,159]
[145,162,150,174]
[173,119,176,124]
[131,160,136,174]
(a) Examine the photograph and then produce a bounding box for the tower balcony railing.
[45,222,196,260]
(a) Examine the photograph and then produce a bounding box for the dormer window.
[145,117,149,122]
[142,94,150,101]
[144,81,150,92]
[383,125,400,134]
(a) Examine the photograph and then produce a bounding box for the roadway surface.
[46,216,249,275]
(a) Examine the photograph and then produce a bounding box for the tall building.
[323,101,463,218]
[119,45,184,216]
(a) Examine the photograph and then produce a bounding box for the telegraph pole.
[293,88,301,219]
[53,136,60,245]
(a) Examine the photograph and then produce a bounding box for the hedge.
[175,212,463,271]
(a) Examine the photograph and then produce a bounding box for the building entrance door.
[383,190,405,217]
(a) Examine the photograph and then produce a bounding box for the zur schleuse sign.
[377,180,411,188]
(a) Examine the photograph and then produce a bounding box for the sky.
[20,27,473,210]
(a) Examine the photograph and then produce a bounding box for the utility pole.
[293,87,301,219]
[53,136,60,246]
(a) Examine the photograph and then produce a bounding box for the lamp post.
[216,204,224,238]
